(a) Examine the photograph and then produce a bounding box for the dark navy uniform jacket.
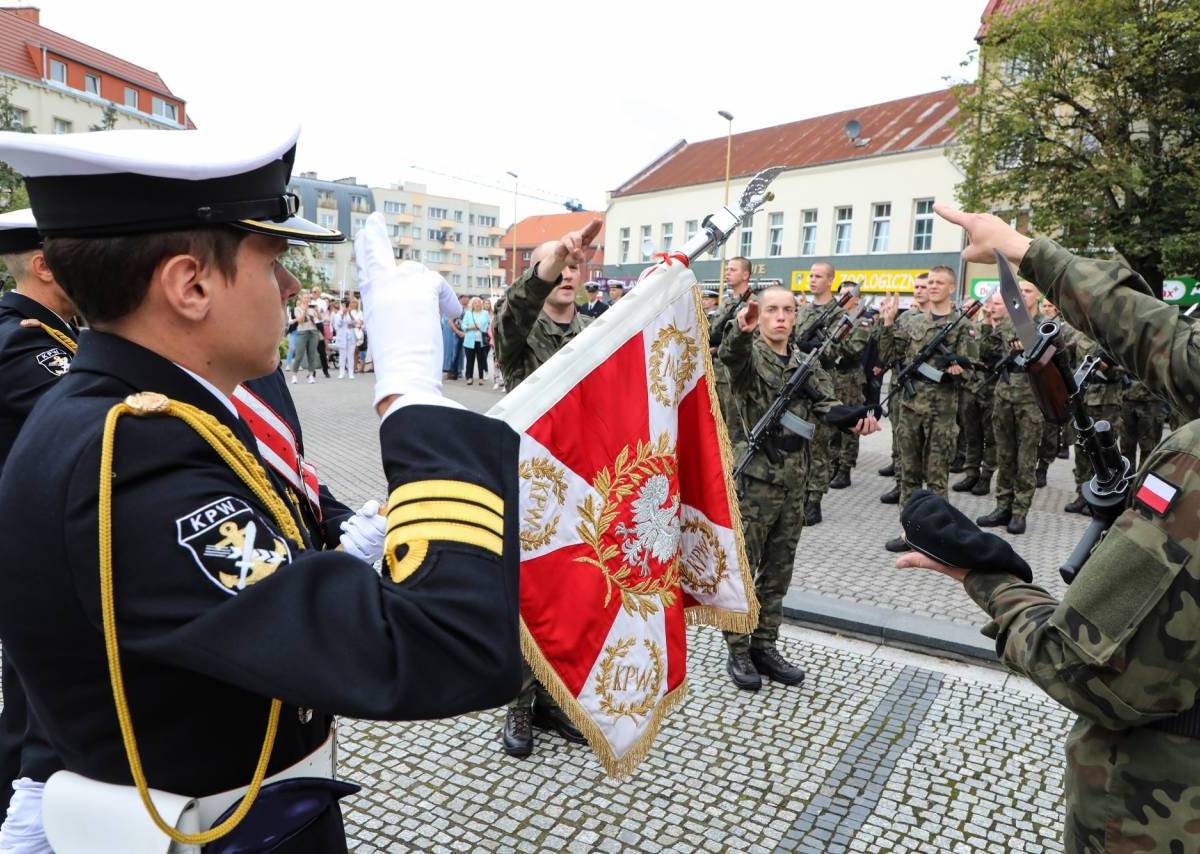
[0,331,522,850]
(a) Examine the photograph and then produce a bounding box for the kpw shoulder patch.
[1134,472,1179,517]
[176,497,291,595]
[37,348,71,377]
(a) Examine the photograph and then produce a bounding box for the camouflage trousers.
[1074,403,1124,490]
[1038,420,1058,474]
[806,421,834,504]
[958,385,996,480]
[827,369,864,473]
[889,381,904,485]
[896,390,960,505]
[724,473,806,654]
[992,394,1043,514]
[1120,402,1165,472]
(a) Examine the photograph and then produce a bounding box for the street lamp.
[717,110,734,290]
[506,170,518,287]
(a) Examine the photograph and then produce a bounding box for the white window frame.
[739,222,753,257]
[685,220,698,242]
[833,206,853,255]
[151,97,178,122]
[619,227,630,263]
[800,209,818,256]
[768,212,784,257]
[48,59,66,84]
[870,203,891,254]
[912,198,935,252]
[318,212,336,228]
[661,222,673,253]
[52,117,71,134]
[84,73,100,95]
[640,225,652,262]
[123,87,138,109]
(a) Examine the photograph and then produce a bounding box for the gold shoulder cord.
[99,392,304,846]
[19,319,77,354]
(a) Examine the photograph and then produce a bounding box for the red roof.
[501,211,605,251]
[976,0,1043,40]
[611,89,960,198]
[0,8,181,99]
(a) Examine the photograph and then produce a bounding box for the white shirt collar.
[173,364,239,418]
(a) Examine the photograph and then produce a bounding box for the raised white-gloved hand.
[339,499,387,564]
[355,211,459,409]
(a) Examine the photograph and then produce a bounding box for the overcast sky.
[29,0,983,222]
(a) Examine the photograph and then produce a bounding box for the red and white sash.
[232,384,323,520]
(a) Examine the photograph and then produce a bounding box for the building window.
[384,201,406,214]
[768,213,784,257]
[352,216,366,236]
[412,205,423,217]
[661,222,673,253]
[52,117,72,134]
[833,206,853,255]
[479,215,497,227]
[124,87,138,109]
[411,249,421,261]
[619,227,630,263]
[453,210,463,222]
[640,225,652,261]
[912,198,935,252]
[685,220,698,242]
[48,59,66,84]
[800,210,817,255]
[84,74,100,95]
[739,222,753,257]
[870,203,891,253]
[318,212,335,228]
[7,108,27,130]
[452,274,462,285]
[522,250,532,262]
[151,97,178,122]
[429,206,448,220]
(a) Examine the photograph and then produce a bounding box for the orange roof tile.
[501,211,605,251]
[976,0,1044,40]
[611,89,960,198]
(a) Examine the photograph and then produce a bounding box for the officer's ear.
[28,251,55,285]
[156,251,215,323]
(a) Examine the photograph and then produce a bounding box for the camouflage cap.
[900,490,1032,582]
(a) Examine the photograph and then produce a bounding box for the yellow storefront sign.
[791,269,929,295]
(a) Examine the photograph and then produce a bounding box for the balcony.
[435,262,455,273]
[438,218,457,229]
[488,226,506,237]
[441,240,457,251]
[316,196,337,209]
[486,246,505,257]
[391,212,414,224]
[350,200,371,214]
[393,235,413,247]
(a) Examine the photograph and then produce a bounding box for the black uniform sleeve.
[316,485,354,550]
[64,405,522,721]
[0,326,72,425]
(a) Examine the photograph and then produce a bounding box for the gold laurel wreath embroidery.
[647,325,699,408]
[575,432,681,619]
[595,637,666,722]
[679,516,729,595]
[518,457,568,552]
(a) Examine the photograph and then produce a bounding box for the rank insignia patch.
[36,348,71,377]
[176,497,291,594]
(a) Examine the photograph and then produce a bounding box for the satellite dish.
[844,119,861,142]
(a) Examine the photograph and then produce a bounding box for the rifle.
[877,299,985,416]
[732,307,860,492]
[794,283,861,352]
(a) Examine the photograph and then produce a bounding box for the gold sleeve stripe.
[384,522,502,584]
[388,479,503,517]
[386,500,502,537]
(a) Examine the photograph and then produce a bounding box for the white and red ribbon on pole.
[232,384,323,520]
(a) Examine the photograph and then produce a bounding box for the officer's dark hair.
[729,256,751,274]
[43,227,247,325]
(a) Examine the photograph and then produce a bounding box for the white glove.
[355,211,450,408]
[339,499,387,564]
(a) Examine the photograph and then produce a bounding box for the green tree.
[954,0,1200,297]
[282,247,329,291]
[89,103,119,132]
[0,78,34,214]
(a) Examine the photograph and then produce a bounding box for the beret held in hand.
[900,490,1033,582]
[822,404,870,431]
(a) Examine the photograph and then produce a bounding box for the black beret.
[822,404,869,431]
[900,490,1033,582]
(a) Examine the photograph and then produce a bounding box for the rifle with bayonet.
[994,250,1132,584]
[732,306,863,493]
[794,283,861,353]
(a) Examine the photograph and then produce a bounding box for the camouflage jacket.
[1056,320,1127,409]
[879,307,979,411]
[960,237,1200,851]
[988,315,1044,405]
[493,263,592,390]
[719,322,841,487]
[793,300,870,374]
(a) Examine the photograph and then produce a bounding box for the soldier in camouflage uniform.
[493,220,601,757]
[879,266,979,550]
[879,274,929,505]
[710,257,753,439]
[903,206,1200,853]
[976,280,1046,535]
[1120,379,1166,471]
[721,286,877,690]
[827,290,872,492]
[794,262,843,525]
[953,294,1000,496]
[1061,326,1127,515]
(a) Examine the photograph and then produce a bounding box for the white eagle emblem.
[615,474,681,575]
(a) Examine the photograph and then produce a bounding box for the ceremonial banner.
[487,253,757,776]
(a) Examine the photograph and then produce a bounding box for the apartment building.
[500,211,605,286]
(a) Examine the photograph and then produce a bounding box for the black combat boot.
[1006,514,1026,535]
[750,646,806,687]
[727,650,762,691]
[976,507,1013,527]
[1057,446,1070,459]
[971,473,992,496]
[878,462,896,477]
[1064,495,1090,514]
[830,469,851,489]
[502,707,533,757]
[949,453,966,473]
[532,698,586,744]
[804,502,822,525]
[1035,468,1048,488]
[879,485,901,504]
[884,536,908,553]
[951,474,979,492]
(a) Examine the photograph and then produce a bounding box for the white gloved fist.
[339,499,387,564]
[355,211,453,409]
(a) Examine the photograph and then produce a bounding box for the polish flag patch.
[1135,473,1179,516]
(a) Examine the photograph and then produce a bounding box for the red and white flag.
[488,254,758,776]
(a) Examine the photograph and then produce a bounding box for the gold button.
[124,392,170,415]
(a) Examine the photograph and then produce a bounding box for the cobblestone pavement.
[284,375,1075,852]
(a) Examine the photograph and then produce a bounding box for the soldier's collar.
[0,290,77,340]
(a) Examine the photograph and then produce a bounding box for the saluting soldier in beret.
[0,125,522,853]
[898,205,1200,853]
